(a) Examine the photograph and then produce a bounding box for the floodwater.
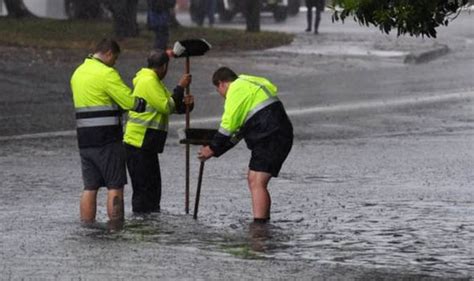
[1,125,472,279]
[1,11,474,279]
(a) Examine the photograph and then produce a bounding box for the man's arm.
[171,74,193,114]
[208,130,240,157]
[143,79,176,115]
[105,69,146,112]
[198,131,242,161]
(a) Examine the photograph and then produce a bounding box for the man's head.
[93,38,121,67]
[147,49,170,79]
[212,67,238,98]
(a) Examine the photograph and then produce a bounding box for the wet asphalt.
[0,10,473,281]
[0,124,473,279]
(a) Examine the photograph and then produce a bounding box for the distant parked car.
[190,0,300,23]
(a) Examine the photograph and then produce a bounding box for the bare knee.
[248,170,271,188]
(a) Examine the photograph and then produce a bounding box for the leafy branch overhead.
[330,0,471,38]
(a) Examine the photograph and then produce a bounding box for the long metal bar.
[193,161,205,219]
[185,56,190,214]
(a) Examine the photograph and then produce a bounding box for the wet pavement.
[0,118,473,279]
[1,9,474,281]
[174,9,473,63]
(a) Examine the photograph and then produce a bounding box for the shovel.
[172,39,211,214]
[179,128,217,219]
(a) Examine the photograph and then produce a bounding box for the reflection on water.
[74,206,473,279]
[77,213,291,260]
[79,219,125,234]
[248,222,272,253]
[219,222,283,259]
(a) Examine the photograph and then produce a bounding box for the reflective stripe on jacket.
[123,68,180,153]
[71,57,138,148]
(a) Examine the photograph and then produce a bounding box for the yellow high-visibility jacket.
[124,68,187,153]
[210,74,293,157]
[71,56,144,148]
[219,74,278,136]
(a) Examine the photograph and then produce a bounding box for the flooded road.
[1,102,473,279]
[1,11,474,280]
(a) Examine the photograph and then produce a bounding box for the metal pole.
[185,56,190,214]
[193,161,205,219]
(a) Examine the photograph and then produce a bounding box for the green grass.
[0,17,293,52]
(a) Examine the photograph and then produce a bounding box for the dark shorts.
[306,0,325,9]
[249,133,293,177]
[79,142,127,190]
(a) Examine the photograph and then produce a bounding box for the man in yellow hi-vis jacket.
[71,38,147,224]
[198,67,293,223]
[124,50,193,213]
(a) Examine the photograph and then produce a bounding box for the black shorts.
[79,141,127,190]
[249,133,293,177]
[306,0,325,9]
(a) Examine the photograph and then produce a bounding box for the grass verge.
[0,17,293,52]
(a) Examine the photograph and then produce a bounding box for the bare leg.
[107,188,124,222]
[247,170,272,220]
[80,190,97,223]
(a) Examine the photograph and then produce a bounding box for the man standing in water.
[70,38,146,224]
[198,67,293,223]
[123,49,193,214]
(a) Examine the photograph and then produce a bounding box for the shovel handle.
[193,161,205,220]
[185,141,190,214]
[185,56,191,214]
[185,56,190,128]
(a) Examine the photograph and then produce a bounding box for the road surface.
[0,9,473,280]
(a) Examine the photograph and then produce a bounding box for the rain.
[0,0,473,279]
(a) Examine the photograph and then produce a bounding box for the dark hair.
[212,67,238,86]
[94,38,121,55]
[147,49,169,68]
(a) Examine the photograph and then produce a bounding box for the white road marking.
[286,90,474,116]
[1,90,472,141]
